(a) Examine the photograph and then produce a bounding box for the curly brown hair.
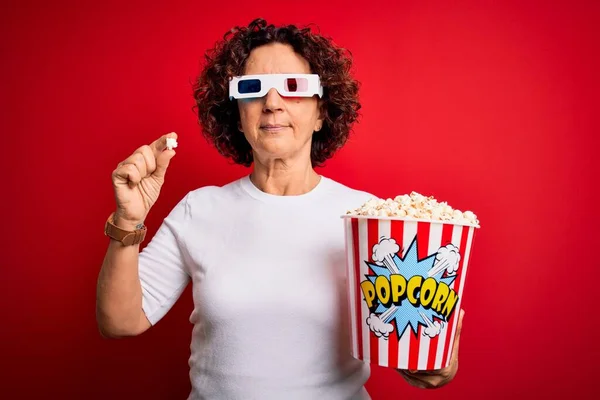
[192,18,361,167]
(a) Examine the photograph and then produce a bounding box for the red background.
[2,0,598,399]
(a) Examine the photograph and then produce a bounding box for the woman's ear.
[315,99,326,131]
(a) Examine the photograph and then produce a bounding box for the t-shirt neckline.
[240,174,329,204]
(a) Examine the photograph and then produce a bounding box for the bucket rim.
[340,214,481,229]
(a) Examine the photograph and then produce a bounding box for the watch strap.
[104,212,147,246]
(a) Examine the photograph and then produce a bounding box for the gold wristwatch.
[104,212,147,246]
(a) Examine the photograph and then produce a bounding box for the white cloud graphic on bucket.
[366,313,395,339]
[419,311,445,338]
[428,243,461,277]
[372,237,400,274]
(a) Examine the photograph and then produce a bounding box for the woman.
[96,18,463,399]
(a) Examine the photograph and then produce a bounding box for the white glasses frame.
[228,73,324,100]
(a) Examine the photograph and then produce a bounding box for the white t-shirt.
[138,175,376,399]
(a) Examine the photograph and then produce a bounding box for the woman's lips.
[260,125,289,132]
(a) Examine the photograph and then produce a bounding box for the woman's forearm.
[96,239,151,338]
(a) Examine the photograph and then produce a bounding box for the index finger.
[149,132,178,157]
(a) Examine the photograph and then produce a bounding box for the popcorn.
[166,137,178,150]
[346,191,480,227]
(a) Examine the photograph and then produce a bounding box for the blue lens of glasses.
[238,79,261,94]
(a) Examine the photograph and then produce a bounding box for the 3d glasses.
[229,74,324,100]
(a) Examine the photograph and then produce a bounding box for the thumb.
[456,309,465,338]
[153,148,176,178]
[450,309,465,364]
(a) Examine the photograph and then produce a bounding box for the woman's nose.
[263,88,284,112]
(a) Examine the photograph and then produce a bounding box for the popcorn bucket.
[341,216,479,370]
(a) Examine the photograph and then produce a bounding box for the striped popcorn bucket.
[341,215,478,370]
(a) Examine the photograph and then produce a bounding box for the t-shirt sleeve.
[138,193,191,325]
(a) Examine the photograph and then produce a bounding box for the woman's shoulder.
[322,176,376,198]
[183,177,245,204]
[321,176,379,208]
[162,177,245,222]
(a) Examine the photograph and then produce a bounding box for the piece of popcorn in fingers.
[166,136,178,150]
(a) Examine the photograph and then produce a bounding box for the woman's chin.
[257,136,293,149]
[254,143,297,160]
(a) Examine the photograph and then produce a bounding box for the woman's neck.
[250,156,320,196]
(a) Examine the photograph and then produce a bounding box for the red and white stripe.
[344,217,476,371]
